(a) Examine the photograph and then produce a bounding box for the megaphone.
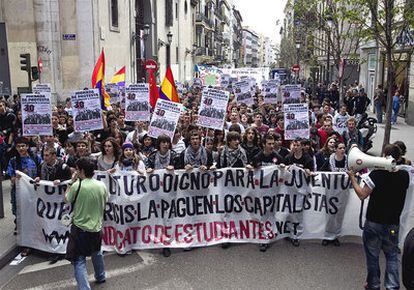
[348,145,396,171]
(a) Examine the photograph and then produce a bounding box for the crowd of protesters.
[0,79,411,258]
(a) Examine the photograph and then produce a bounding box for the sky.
[234,0,288,44]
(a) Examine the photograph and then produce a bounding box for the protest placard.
[148,99,181,140]
[33,83,52,94]
[282,84,302,104]
[125,83,150,122]
[284,103,310,140]
[17,166,414,254]
[263,79,280,104]
[234,80,254,106]
[21,93,52,136]
[71,89,103,132]
[197,88,229,130]
[105,83,120,104]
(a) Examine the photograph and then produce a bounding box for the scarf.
[41,160,58,180]
[154,150,171,170]
[184,145,208,167]
[221,145,248,168]
[329,153,347,172]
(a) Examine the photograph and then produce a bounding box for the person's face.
[246,130,255,142]
[323,121,333,132]
[240,105,247,113]
[230,112,238,121]
[76,143,88,155]
[255,115,263,123]
[327,138,336,150]
[323,105,330,114]
[277,119,284,128]
[231,107,238,114]
[52,116,59,126]
[66,143,75,154]
[205,141,213,151]
[336,143,346,155]
[143,137,152,147]
[59,116,66,124]
[340,106,347,115]
[190,135,201,149]
[347,120,356,131]
[118,115,125,124]
[109,119,117,128]
[43,151,56,165]
[124,147,134,158]
[104,141,114,154]
[159,141,170,152]
[0,102,5,114]
[17,111,22,120]
[264,140,275,152]
[291,141,302,153]
[16,143,29,156]
[229,138,239,150]
[241,114,248,123]
[184,115,191,123]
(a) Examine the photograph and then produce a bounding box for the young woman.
[314,136,337,171]
[95,137,120,171]
[241,127,261,164]
[323,142,348,247]
[116,142,145,173]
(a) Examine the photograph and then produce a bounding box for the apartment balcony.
[196,13,214,30]
[214,31,223,42]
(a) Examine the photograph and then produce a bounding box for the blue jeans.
[363,220,400,290]
[375,102,383,123]
[72,251,105,290]
[392,107,399,124]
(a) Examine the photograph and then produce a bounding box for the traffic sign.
[144,59,158,72]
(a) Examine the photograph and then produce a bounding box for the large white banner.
[21,93,52,136]
[197,88,229,130]
[284,103,310,140]
[16,166,414,254]
[125,84,150,122]
[148,99,181,140]
[71,89,103,132]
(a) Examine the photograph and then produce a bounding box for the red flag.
[149,71,160,108]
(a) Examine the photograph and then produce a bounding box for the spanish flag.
[109,66,126,88]
[159,66,179,103]
[91,49,111,110]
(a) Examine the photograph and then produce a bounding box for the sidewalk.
[369,115,414,161]
[0,179,19,269]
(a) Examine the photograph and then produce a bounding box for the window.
[184,1,188,14]
[110,0,119,31]
[176,46,179,63]
[166,0,173,27]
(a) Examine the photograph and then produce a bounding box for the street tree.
[348,0,414,152]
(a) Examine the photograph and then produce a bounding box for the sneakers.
[322,239,329,246]
[291,239,300,247]
[221,243,230,249]
[332,238,340,247]
[162,248,171,257]
[259,244,268,252]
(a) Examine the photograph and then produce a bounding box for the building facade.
[0,0,137,102]
[241,27,259,67]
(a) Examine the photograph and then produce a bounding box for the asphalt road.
[0,238,371,290]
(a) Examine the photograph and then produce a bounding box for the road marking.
[26,251,157,290]
[19,259,70,274]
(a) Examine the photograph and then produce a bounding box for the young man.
[342,117,363,151]
[348,144,409,290]
[252,134,285,168]
[178,130,213,170]
[226,111,245,134]
[252,112,269,137]
[7,137,42,238]
[284,138,314,247]
[333,104,350,135]
[65,157,108,289]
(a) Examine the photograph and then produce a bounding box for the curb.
[0,243,19,270]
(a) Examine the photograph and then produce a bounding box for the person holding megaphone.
[347,144,409,290]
